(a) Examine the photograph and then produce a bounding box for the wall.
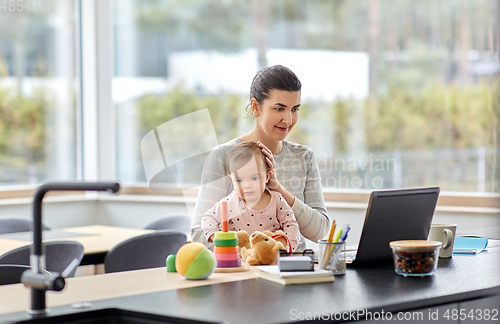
[0,197,99,229]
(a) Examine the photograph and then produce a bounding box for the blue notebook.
[453,236,488,254]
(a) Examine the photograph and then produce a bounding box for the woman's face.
[252,89,301,142]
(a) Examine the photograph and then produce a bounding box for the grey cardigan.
[191,138,330,251]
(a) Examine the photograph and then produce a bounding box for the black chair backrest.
[0,265,50,286]
[104,230,187,274]
[0,241,84,278]
[0,216,51,235]
[144,214,191,234]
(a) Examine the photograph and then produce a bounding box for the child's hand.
[208,233,214,243]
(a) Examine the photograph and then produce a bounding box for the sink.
[14,308,221,324]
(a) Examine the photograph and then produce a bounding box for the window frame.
[0,184,498,215]
[80,0,116,182]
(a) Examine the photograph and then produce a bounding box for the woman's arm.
[292,148,330,242]
[291,198,329,243]
[191,146,233,246]
[258,141,330,243]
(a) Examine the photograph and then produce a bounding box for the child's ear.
[266,170,272,182]
[251,98,260,117]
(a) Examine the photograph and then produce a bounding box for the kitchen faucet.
[21,182,120,315]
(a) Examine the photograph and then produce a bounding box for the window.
[2,0,493,193]
[0,1,80,185]
[115,0,499,194]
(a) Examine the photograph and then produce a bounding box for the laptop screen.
[353,187,440,263]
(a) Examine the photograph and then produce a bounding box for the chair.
[104,230,187,274]
[0,241,84,278]
[144,214,191,234]
[0,216,51,235]
[0,265,50,286]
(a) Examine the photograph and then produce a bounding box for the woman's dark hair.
[250,65,301,104]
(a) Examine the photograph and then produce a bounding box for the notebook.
[346,187,440,265]
[256,266,334,285]
[453,236,488,254]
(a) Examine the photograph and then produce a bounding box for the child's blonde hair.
[227,142,268,175]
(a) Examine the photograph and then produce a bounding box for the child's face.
[230,156,270,207]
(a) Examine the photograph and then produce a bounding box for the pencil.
[321,221,336,269]
[453,249,477,254]
[327,220,336,242]
[333,229,343,243]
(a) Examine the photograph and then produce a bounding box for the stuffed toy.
[236,230,288,265]
[237,230,288,251]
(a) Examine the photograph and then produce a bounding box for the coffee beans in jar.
[390,240,442,277]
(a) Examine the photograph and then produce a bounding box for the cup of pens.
[318,240,346,275]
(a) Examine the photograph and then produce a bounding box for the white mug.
[428,224,457,258]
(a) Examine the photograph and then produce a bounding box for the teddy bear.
[236,230,286,265]
[237,230,288,252]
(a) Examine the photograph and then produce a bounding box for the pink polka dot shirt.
[201,190,300,251]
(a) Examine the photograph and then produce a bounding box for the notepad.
[256,266,334,285]
[453,236,488,254]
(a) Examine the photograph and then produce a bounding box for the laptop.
[346,187,440,265]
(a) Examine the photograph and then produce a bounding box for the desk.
[0,225,154,265]
[0,242,498,323]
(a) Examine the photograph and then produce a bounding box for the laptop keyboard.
[345,251,357,262]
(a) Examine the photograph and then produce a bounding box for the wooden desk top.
[0,266,258,315]
[0,225,154,256]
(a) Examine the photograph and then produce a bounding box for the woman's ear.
[250,98,260,117]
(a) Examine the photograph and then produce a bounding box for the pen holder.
[318,240,346,275]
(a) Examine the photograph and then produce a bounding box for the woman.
[191,65,330,251]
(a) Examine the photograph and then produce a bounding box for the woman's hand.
[258,141,296,208]
[257,141,281,191]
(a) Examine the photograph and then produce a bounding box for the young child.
[201,141,299,251]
